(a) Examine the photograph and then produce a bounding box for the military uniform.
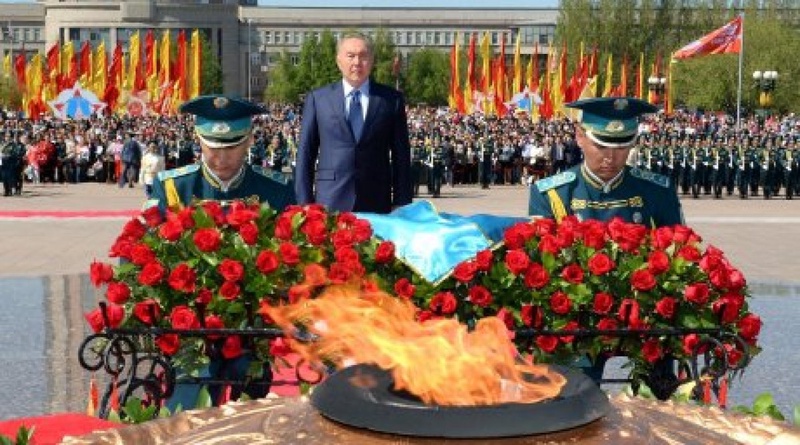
[410,140,426,197]
[528,97,683,228]
[427,139,445,198]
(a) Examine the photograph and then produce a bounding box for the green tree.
[371,28,398,87]
[403,47,449,105]
[264,51,300,103]
[199,33,223,95]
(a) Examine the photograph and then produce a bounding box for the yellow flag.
[512,31,522,94]
[189,29,201,98]
[602,53,613,97]
[127,31,140,92]
[2,52,10,79]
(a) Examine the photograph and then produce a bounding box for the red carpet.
[0,413,120,444]
[0,210,140,218]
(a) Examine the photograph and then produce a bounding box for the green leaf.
[195,386,213,409]
[752,393,777,415]
[793,405,800,426]
[766,405,786,421]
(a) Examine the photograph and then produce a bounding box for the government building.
[0,0,558,100]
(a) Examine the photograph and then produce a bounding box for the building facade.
[0,1,557,100]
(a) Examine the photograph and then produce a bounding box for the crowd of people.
[1,102,799,200]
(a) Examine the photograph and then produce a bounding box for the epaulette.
[630,168,670,188]
[157,164,199,181]
[535,171,576,192]
[252,165,292,185]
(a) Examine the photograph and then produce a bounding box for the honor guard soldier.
[529,97,683,227]
[480,136,495,189]
[410,137,426,197]
[147,95,296,214]
[786,139,799,199]
[427,135,445,197]
[760,138,777,199]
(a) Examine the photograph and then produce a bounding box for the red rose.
[651,226,674,250]
[536,335,559,353]
[737,313,762,340]
[587,253,615,276]
[700,247,726,273]
[641,338,662,363]
[452,261,478,283]
[608,218,647,252]
[218,259,245,282]
[524,262,550,289]
[429,291,458,315]
[560,263,585,284]
[133,299,161,325]
[201,201,225,226]
[130,243,156,266]
[105,303,124,328]
[374,241,396,264]
[474,250,493,271]
[193,228,221,252]
[559,320,579,344]
[647,250,670,275]
[708,268,731,289]
[503,224,528,249]
[219,281,241,301]
[303,263,328,286]
[109,237,135,260]
[90,261,114,286]
[302,219,328,246]
[168,263,197,293]
[274,214,294,240]
[727,268,746,291]
[120,218,147,240]
[138,261,165,286]
[394,278,415,299]
[352,219,373,243]
[288,284,311,303]
[505,250,530,275]
[328,262,353,284]
[676,245,701,263]
[713,292,744,324]
[631,269,657,292]
[84,308,105,333]
[532,218,556,236]
[279,242,300,265]
[596,317,618,342]
[592,292,614,315]
[204,315,225,340]
[496,308,515,330]
[226,203,258,227]
[170,305,200,330]
[332,229,355,248]
[672,225,698,244]
[682,333,701,356]
[155,334,180,356]
[335,247,360,266]
[106,281,131,304]
[336,211,357,226]
[417,310,435,323]
[468,285,493,308]
[555,222,576,248]
[618,299,640,326]
[654,297,677,319]
[196,288,213,305]
[684,282,710,305]
[141,206,164,228]
[176,207,196,230]
[581,220,607,249]
[549,291,572,315]
[538,234,560,254]
[256,250,280,274]
[722,343,743,366]
[521,304,543,328]
[238,222,259,245]
[159,218,185,241]
[222,335,243,359]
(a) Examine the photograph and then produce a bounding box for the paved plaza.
[0,182,799,420]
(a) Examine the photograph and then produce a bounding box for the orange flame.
[268,285,566,406]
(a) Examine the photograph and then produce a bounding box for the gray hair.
[336,31,374,56]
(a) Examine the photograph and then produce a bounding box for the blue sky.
[0,0,560,6]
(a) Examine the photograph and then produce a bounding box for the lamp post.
[247,19,252,102]
[752,70,778,114]
[647,76,667,107]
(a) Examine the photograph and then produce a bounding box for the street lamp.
[247,19,252,102]
[647,76,667,106]
[752,70,778,109]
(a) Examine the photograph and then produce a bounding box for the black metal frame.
[79,302,751,419]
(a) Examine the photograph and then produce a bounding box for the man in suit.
[119,132,142,188]
[146,95,296,215]
[295,32,412,214]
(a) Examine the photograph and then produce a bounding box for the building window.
[284,31,290,44]
[275,31,282,44]
[33,29,40,42]
[406,31,412,45]
[290,54,299,65]
[434,32,440,45]
[264,31,272,45]
[294,31,300,44]
[539,34,549,45]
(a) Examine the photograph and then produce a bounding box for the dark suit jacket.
[295,80,412,214]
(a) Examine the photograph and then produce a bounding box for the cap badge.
[605,120,625,133]
[213,97,229,109]
[613,98,628,110]
[211,123,231,134]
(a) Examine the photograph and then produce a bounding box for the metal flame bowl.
[311,364,610,439]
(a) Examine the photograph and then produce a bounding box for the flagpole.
[736,12,744,132]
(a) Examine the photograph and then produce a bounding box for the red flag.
[673,16,742,60]
[79,41,91,84]
[14,50,26,88]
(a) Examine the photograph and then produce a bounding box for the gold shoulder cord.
[165,178,183,212]
[547,189,567,223]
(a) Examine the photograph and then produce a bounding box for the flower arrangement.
[86,201,761,391]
